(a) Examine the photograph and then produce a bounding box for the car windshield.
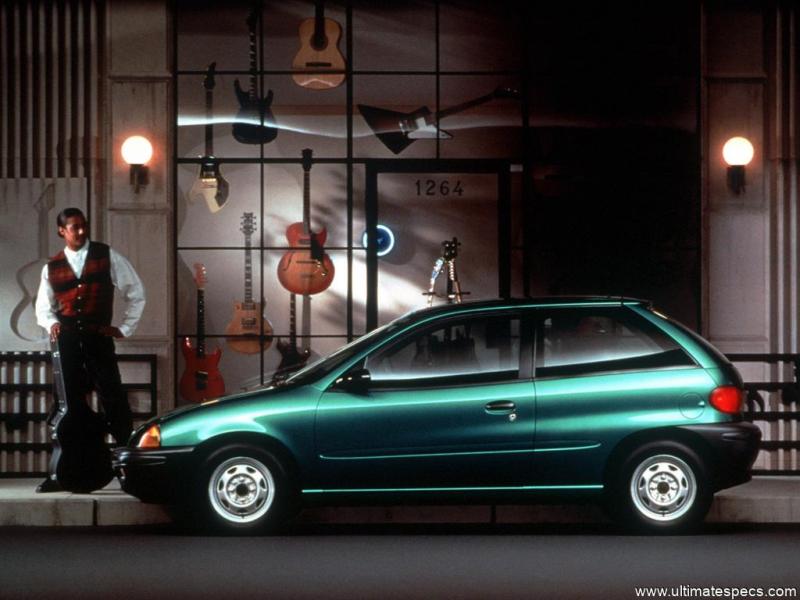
[283,317,410,386]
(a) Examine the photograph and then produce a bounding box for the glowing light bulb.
[121,136,153,165]
[722,137,754,166]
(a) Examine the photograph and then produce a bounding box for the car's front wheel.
[195,445,293,535]
[611,441,712,533]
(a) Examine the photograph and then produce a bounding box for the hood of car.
[139,383,295,433]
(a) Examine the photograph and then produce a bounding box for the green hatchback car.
[115,298,761,534]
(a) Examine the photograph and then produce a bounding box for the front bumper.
[680,421,762,491]
[113,446,195,504]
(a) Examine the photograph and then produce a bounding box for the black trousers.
[57,329,133,444]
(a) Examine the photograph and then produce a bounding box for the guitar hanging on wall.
[277,148,335,295]
[358,86,520,154]
[271,293,311,384]
[180,263,225,403]
[226,212,274,354]
[233,8,278,145]
[190,62,230,213]
[291,0,346,90]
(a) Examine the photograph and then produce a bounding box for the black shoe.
[36,477,62,493]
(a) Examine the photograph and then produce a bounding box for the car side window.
[366,314,521,384]
[537,308,694,378]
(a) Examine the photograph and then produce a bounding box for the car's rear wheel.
[195,445,293,535]
[611,441,712,533]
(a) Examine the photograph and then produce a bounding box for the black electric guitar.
[233,9,278,145]
[358,86,520,154]
[291,0,346,90]
[190,62,229,213]
[271,293,310,384]
[39,338,114,493]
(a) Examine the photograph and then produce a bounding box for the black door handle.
[485,400,516,412]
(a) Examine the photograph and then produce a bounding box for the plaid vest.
[48,242,114,327]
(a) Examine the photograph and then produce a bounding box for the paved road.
[1,523,799,599]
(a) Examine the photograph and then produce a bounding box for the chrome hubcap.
[630,454,696,522]
[208,456,275,524]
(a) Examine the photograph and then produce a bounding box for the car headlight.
[137,424,161,448]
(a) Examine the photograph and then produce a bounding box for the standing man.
[35,207,145,492]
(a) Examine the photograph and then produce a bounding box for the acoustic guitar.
[233,9,278,145]
[226,212,274,354]
[271,293,310,384]
[277,148,335,295]
[291,0,345,90]
[39,337,114,493]
[189,62,229,213]
[180,263,225,402]
[358,86,520,154]
[11,183,55,342]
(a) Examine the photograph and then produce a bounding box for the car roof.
[402,296,651,320]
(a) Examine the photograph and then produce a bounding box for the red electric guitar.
[277,148,335,295]
[180,263,225,403]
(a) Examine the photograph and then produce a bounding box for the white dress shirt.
[35,240,146,338]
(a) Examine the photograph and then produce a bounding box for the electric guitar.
[180,263,225,402]
[358,86,520,154]
[271,293,310,384]
[233,9,278,145]
[277,148,335,295]
[291,0,345,90]
[39,338,114,493]
[226,212,274,354]
[189,62,229,213]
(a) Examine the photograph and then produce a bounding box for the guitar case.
[44,339,114,493]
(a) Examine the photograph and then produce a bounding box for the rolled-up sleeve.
[35,264,59,334]
[110,249,146,337]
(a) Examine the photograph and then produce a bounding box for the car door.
[532,305,705,488]
[314,311,535,490]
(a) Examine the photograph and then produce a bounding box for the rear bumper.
[113,446,195,504]
[680,422,762,491]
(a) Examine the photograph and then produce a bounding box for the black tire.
[191,444,294,535]
[608,441,712,534]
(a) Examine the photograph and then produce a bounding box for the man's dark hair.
[56,207,87,228]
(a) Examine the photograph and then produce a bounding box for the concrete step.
[1,477,798,527]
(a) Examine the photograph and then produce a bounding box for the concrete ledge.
[1,477,798,527]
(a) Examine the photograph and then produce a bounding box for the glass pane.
[439,75,523,159]
[266,250,362,337]
[376,172,499,324]
[265,163,349,249]
[176,1,253,72]
[439,1,523,72]
[177,249,263,339]
[367,316,520,381]
[541,309,688,372]
[177,163,262,248]
[354,75,437,158]
[352,1,435,71]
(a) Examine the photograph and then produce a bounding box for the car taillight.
[137,424,161,448]
[709,386,744,414]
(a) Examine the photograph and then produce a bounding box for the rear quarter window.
[537,306,696,378]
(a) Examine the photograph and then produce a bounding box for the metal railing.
[0,351,157,478]
[727,353,800,476]
[0,350,795,477]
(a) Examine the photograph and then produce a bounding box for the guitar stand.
[422,238,470,306]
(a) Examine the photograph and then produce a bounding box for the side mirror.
[333,367,371,394]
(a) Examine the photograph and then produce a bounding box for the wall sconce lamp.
[121,135,153,193]
[722,136,754,194]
